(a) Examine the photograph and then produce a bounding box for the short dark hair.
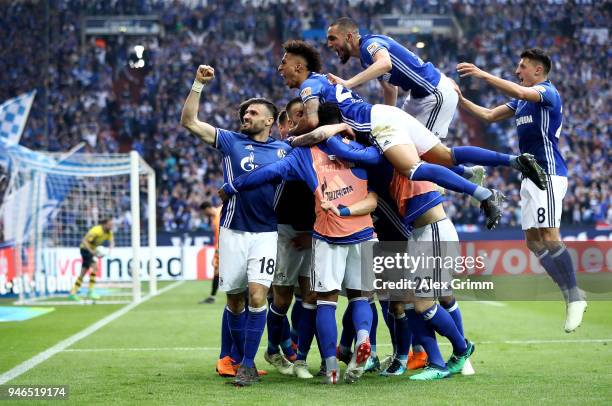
[318,103,342,125]
[282,40,322,73]
[239,98,279,123]
[330,17,359,33]
[520,48,551,74]
[200,201,212,211]
[99,217,112,225]
[278,110,288,126]
[285,97,303,113]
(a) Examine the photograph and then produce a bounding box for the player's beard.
[340,44,351,64]
[241,122,263,136]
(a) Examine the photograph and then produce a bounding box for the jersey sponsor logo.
[300,87,312,98]
[277,149,287,158]
[240,152,258,171]
[532,85,546,93]
[367,42,381,55]
[245,145,254,151]
[516,115,534,126]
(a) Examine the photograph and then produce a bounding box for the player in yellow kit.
[68,218,114,301]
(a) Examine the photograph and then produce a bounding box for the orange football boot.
[408,351,428,370]
[216,356,236,377]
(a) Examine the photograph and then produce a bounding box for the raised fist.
[196,65,215,83]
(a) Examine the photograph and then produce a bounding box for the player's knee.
[272,294,292,313]
[226,294,246,314]
[421,144,453,167]
[414,299,435,314]
[248,287,268,308]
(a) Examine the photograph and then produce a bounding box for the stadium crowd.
[1,0,609,233]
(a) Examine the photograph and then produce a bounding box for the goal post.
[0,142,157,304]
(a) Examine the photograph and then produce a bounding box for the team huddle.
[180,17,587,386]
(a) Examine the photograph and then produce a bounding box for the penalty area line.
[0,281,185,384]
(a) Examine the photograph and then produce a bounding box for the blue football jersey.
[505,81,567,176]
[216,128,292,232]
[299,72,373,132]
[359,34,441,99]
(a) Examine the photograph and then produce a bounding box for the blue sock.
[550,246,581,302]
[408,308,446,369]
[266,303,285,355]
[243,305,267,368]
[316,301,338,360]
[422,304,467,355]
[351,298,373,345]
[280,315,296,358]
[440,299,464,336]
[290,297,302,345]
[340,301,355,350]
[451,146,513,167]
[369,301,378,353]
[297,303,317,361]
[227,307,247,363]
[380,300,396,353]
[537,250,568,300]
[230,343,240,364]
[220,307,232,359]
[394,313,412,362]
[411,163,491,201]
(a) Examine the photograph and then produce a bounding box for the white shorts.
[520,175,567,230]
[409,218,458,298]
[218,227,278,293]
[311,238,375,293]
[370,104,441,155]
[402,74,459,139]
[274,224,312,286]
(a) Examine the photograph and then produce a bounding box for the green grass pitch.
[1,281,611,405]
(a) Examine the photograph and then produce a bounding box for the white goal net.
[0,142,157,305]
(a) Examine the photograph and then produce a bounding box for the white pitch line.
[475,301,508,307]
[0,281,184,385]
[62,338,611,353]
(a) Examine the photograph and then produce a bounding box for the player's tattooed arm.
[456,62,541,102]
[289,98,320,136]
[291,123,354,147]
[180,65,217,145]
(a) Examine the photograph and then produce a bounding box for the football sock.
[242,305,267,368]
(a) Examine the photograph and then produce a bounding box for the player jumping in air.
[454,48,587,332]
[278,40,547,230]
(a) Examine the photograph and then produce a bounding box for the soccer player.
[199,201,221,304]
[326,17,458,139]
[264,101,317,378]
[220,104,378,385]
[454,48,587,332]
[278,40,547,230]
[181,64,292,386]
[68,218,114,301]
[323,129,475,380]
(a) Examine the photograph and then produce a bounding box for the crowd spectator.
[0,0,608,234]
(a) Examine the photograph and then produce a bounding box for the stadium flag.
[0,90,36,145]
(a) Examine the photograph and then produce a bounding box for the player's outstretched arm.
[321,191,378,217]
[450,78,514,123]
[329,49,393,89]
[456,62,541,102]
[291,123,354,147]
[325,136,383,166]
[180,65,217,145]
